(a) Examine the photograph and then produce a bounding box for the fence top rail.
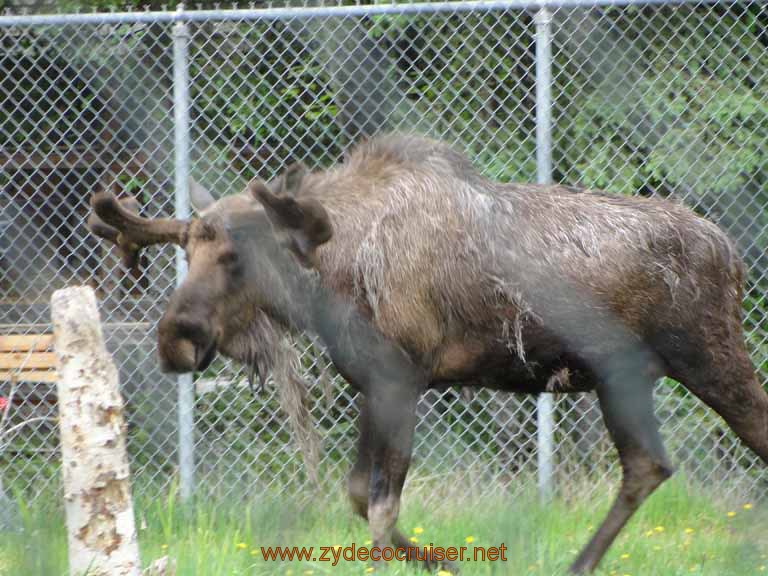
[0,0,751,28]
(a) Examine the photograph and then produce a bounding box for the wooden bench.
[0,334,57,383]
[0,322,152,388]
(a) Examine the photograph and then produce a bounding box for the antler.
[87,192,189,270]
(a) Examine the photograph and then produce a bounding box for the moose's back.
[302,135,742,388]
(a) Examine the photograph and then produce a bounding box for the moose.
[88,133,768,573]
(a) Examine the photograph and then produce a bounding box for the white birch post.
[52,286,141,576]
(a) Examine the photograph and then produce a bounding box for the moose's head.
[88,164,333,376]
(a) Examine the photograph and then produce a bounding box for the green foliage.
[554,6,767,200]
[375,11,538,182]
[188,21,345,180]
[2,477,767,575]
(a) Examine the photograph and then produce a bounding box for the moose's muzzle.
[157,313,218,374]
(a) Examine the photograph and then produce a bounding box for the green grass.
[1,477,766,576]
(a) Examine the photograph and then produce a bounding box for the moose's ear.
[189,178,215,213]
[249,180,333,268]
[271,162,309,197]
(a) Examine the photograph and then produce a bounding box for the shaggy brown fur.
[88,133,768,575]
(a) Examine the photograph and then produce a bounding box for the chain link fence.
[1,0,767,511]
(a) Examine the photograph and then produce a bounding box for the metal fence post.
[535,5,554,501]
[173,8,194,501]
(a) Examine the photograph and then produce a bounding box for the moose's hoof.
[367,559,388,573]
[422,554,459,574]
[432,559,460,574]
[568,556,594,574]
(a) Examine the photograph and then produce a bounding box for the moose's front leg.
[350,397,458,573]
[366,386,418,555]
[308,291,438,567]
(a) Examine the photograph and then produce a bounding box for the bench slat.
[0,370,58,383]
[0,352,57,369]
[0,334,59,382]
[0,334,54,352]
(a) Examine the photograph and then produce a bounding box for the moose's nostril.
[195,340,217,372]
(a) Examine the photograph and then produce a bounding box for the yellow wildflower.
[644,530,654,537]
[250,549,259,556]
[236,542,247,550]
[727,511,736,518]
[413,526,424,535]
[654,526,665,533]
[161,544,168,551]
[437,572,453,576]
[366,569,375,574]
[620,553,630,560]
[409,536,419,544]
[465,536,475,544]
[743,503,753,510]
[684,528,694,535]
[365,539,373,546]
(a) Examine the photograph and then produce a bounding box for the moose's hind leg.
[570,357,674,574]
[663,332,768,465]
